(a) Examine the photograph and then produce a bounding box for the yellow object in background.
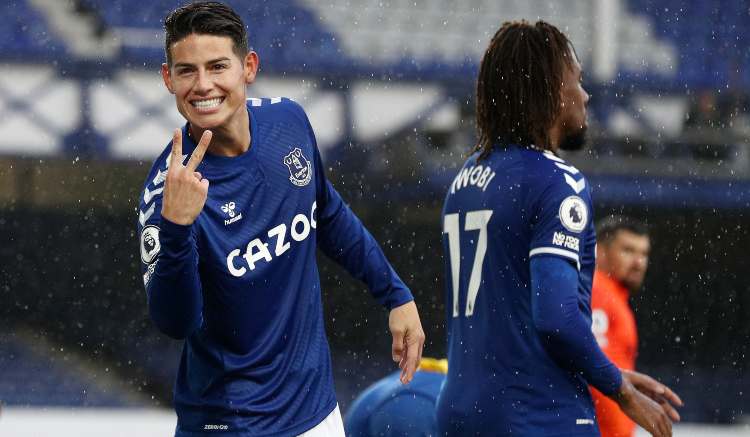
[417,357,448,374]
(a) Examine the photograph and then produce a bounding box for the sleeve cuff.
[384,288,414,310]
[529,247,580,270]
[159,217,194,252]
[596,367,623,397]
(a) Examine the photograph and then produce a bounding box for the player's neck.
[546,126,561,154]
[189,108,250,157]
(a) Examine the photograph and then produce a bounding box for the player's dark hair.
[596,215,649,245]
[474,20,575,159]
[164,1,248,66]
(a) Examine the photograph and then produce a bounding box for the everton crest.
[283,147,312,187]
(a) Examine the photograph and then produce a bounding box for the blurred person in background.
[344,357,446,436]
[685,89,721,130]
[684,89,722,131]
[136,2,424,436]
[590,216,651,437]
[436,20,682,437]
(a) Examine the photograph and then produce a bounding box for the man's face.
[161,34,257,130]
[556,55,589,151]
[598,230,651,292]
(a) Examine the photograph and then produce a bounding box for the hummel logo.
[221,202,237,217]
[221,202,243,226]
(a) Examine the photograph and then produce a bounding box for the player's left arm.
[314,153,425,383]
[301,109,425,383]
[527,172,623,394]
[530,256,623,394]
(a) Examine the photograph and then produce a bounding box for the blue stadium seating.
[0,334,139,407]
[3,0,748,90]
[626,0,750,89]
[81,0,346,73]
[3,1,65,60]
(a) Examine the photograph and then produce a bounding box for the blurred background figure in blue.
[345,358,445,437]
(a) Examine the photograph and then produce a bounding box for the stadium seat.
[0,334,137,407]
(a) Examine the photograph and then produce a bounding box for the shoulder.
[137,137,187,227]
[520,150,593,241]
[247,96,310,127]
[522,150,582,184]
[138,144,172,204]
[524,150,589,203]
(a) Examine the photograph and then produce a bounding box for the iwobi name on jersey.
[437,144,620,436]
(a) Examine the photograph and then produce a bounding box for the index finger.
[660,385,683,407]
[659,397,681,422]
[629,370,666,395]
[170,128,183,168]
[399,335,423,384]
[186,130,213,171]
[391,328,405,363]
[643,378,682,408]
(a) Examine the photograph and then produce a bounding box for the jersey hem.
[174,400,337,437]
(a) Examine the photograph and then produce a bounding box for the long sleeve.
[530,255,622,396]
[137,148,204,340]
[146,218,204,339]
[313,151,413,310]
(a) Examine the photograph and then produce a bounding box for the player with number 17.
[437,20,682,437]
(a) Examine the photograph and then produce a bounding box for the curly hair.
[474,20,575,159]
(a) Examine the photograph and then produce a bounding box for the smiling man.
[136,2,424,436]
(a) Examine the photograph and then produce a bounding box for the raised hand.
[388,300,426,384]
[161,129,213,225]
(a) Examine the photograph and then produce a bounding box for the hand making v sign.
[161,129,213,226]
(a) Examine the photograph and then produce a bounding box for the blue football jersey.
[436,145,599,436]
[137,98,413,437]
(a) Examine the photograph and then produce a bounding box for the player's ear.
[161,63,175,94]
[243,51,259,85]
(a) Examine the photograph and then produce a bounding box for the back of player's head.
[596,215,649,245]
[164,1,248,66]
[475,20,576,158]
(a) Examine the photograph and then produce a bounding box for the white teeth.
[192,97,222,109]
